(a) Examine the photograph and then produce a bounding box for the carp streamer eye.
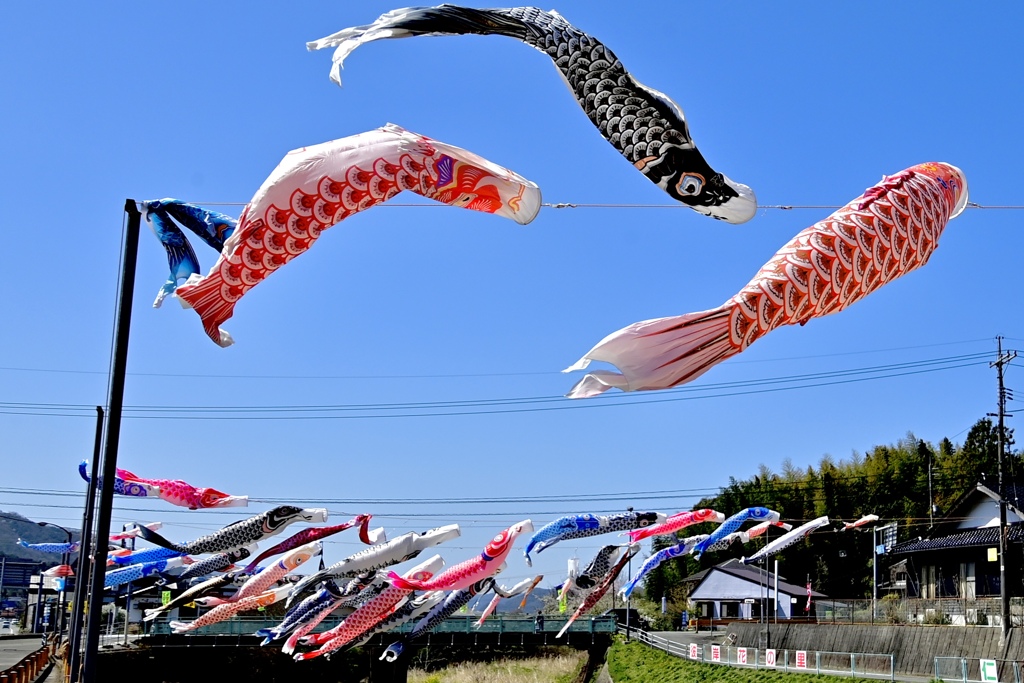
[677,173,704,196]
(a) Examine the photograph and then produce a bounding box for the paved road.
[0,637,45,670]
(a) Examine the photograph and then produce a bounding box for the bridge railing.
[627,627,894,681]
[145,615,617,638]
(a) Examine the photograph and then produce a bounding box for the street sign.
[765,649,776,667]
[980,659,998,682]
[880,523,898,552]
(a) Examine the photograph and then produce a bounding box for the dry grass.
[408,652,585,683]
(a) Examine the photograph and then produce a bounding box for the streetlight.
[37,522,73,640]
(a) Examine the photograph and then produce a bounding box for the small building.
[889,484,1024,599]
[683,558,827,620]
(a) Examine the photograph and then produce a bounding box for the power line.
[0,352,993,420]
[0,337,995,380]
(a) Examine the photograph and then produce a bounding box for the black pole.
[82,201,140,683]
[34,577,43,633]
[990,336,1016,639]
[68,407,103,683]
[625,507,633,641]
[58,527,72,637]
[37,523,74,637]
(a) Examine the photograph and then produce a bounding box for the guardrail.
[0,640,54,683]
[146,615,617,638]
[626,627,895,681]
[935,656,1024,683]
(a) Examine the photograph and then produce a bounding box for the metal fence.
[814,598,1024,626]
[934,657,1024,683]
[627,627,895,680]
[146,615,617,637]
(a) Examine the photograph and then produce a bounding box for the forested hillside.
[639,417,1016,611]
[0,511,78,565]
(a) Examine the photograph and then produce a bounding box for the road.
[0,637,45,670]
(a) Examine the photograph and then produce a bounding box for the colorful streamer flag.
[171,124,541,346]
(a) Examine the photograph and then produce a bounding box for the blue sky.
[2,2,1023,588]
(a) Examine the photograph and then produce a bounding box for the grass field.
[409,652,585,683]
[606,640,863,683]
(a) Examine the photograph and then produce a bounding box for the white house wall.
[690,570,795,619]
[957,497,1024,530]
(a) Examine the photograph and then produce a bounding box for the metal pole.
[122,526,135,645]
[0,557,5,607]
[774,558,779,626]
[928,451,934,528]
[82,200,140,683]
[872,527,878,622]
[626,507,633,642]
[37,523,74,640]
[34,575,43,633]
[59,543,70,638]
[68,407,103,683]
[990,336,1016,639]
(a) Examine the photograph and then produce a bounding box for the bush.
[880,594,904,624]
[924,610,951,625]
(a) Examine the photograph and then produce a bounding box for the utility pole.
[990,336,1016,639]
[82,200,141,683]
[928,450,934,527]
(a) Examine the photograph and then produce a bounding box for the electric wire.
[0,336,996,380]
[0,352,993,420]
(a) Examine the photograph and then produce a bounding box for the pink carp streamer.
[117,468,247,509]
[43,565,74,578]
[566,163,968,397]
[175,124,541,346]
[387,519,533,592]
[746,520,793,539]
[474,595,503,627]
[557,543,640,638]
[295,555,444,661]
[283,609,335,656]
[842,514,879,531]
[110,522,162,541]
[198,541,322,606]
[170,585,291,634]
[629,508,724,543]
[242,515,380,574]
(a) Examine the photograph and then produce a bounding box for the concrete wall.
[727,622,1024,677]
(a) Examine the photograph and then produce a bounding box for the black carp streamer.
[309,5,757,223]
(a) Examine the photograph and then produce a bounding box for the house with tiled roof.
[681,558,827,620]
[889,483,1024,598]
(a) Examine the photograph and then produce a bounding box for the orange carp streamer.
[176,124,540,346]
[566,163,968,397]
